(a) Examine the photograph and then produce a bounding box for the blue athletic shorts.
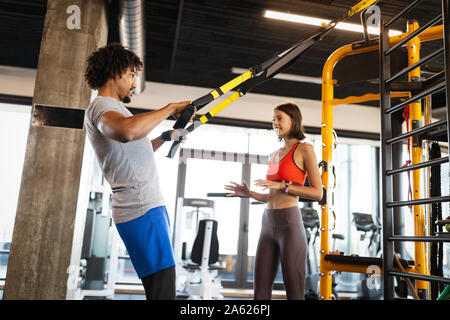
[115,206,176,279]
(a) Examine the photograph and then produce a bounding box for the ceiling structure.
[0,0,445,107]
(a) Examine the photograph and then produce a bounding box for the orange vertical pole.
[319,62,334,300]
[407,21,429,297]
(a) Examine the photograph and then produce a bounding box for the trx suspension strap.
[167,0,379,158]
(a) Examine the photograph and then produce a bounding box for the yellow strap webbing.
[210,70,253,99]
[200,91,242,124]
[348,0,378,17]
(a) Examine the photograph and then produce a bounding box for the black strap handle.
[172,92,214,129]
[172,104,196,129]
[167,93,214,158]
[167,139,182,158]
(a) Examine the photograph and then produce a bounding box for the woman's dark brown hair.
[274,102,306,141]
[84,42,143,90]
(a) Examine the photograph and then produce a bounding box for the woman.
[224,102,322,300]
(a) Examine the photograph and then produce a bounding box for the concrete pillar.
[3,0,108,300]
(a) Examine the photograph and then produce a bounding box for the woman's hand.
[254,179,284,191]
[224,181,250,197]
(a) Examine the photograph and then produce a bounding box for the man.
[84,42,192,300]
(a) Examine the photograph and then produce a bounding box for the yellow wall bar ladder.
[319,24,443,300]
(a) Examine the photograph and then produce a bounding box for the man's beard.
[121,89,134,104]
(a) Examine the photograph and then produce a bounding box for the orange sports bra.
[266,142,307,185]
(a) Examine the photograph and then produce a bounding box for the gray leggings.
[254,206,308,300]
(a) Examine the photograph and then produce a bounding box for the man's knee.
[142,266,176,300]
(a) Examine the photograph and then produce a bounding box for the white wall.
[0,65,381,133]
[0,103,31,242]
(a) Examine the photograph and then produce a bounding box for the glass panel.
[348,144,376,256]
[0,242,10,281]
[332,142,379,292]
[182,123,250,153]
[333,143,351,253]
[116,246,140,285]
[184,158,242,282]
[248,128,281,155]
[0,104,31,280]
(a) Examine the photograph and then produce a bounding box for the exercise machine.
[302,204,321,299]
[173,198,223,299]
[353,212,381,258]
[352,212,383,300]
[180,219,223,300]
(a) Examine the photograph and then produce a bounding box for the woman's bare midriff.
[266,189,298,210]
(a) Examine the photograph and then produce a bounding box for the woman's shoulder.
[294,141,315,157]
[296,141,313,151]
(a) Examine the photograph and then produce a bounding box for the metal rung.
[389,81,423,91]
[388,271,450,284]
[385,81,446,114]
[384,0,424,28]
[388,235,450,242]
[385,14,443,56]
[386,119,447,144]
[385,48,444,84]
[386,157,449,175]
[422,69,447,88]
[389,70,446,91]
[436,219,450,226]
[386,195,450,208]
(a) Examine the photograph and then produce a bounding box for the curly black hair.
[84,43,143,90]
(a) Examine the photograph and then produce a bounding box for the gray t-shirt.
[85,96,165,224]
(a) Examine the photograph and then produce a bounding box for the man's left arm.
[151,129,187,152]
[151,135,166,151]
